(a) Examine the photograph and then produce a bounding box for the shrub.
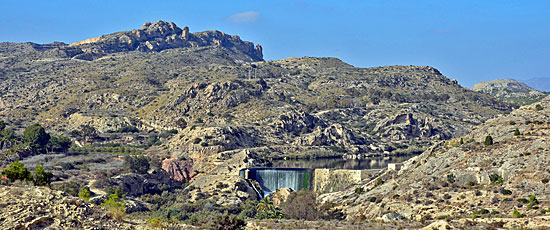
[78,188,91,202]
[101,194,126,221]
[376,177,384,186]
[529,195,538,205]
[512,210,524,218]
[207,211,246,230]
[446,174,456,184]
[255,197,283,219]
[500,188,512,195]
[117,125,139,133]
[1,160,33,183]
[175,118,187,129]
[514,128,520,136]
[281,190,320,220]
[193,138,202,144]
[536,104,543,111]
[484,135,493,146]
[354,187,364,195]
[33,163,53,186]
[239,199,258,218]
[489,174,504,185]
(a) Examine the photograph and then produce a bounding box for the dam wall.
[240,167,381,195]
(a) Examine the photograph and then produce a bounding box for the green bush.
[101,194,126,221]
[535,104,543,111]
[500,188,512,195]
[489,174,504,185]
[513,128,520,136]
[376,177,384,186]
[1,160,33,183]
[255,197,283,219]
[79,188,91,202]
[207,211,246,230]
[33,163,53,186]
[512,210,524,218]
[47,135,72,153]
[354,187,364,195]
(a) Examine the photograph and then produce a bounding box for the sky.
[1,0,549,88]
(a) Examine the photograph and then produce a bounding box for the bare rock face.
[65,20,263,61]
[162,157,195,182]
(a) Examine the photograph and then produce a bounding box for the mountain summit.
[2,20,263,62]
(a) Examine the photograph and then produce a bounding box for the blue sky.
[1,0,549,88]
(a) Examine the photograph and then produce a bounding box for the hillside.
[0,20,517,224]
[472,79,547,106]
[321,95,550,228]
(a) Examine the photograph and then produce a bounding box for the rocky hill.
[0,20,517,222]
[321,95,550,228]
[472,79,547,106]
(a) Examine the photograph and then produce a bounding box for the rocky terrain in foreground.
[321,95,550,228]
[0,185,137,229]
[472,78,547,106]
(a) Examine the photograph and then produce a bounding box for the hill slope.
[321,95,550,228]
[472,79,547,106]
[0,21,516,209]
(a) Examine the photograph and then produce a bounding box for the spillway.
[240,167,311,195]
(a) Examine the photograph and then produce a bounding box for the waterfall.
[244,168,310,195]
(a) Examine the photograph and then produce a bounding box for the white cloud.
[226,11,260,23]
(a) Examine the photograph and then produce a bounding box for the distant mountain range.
[521,78,550,92]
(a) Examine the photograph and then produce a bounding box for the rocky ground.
[320,95,550,229]
[0,184,136,229]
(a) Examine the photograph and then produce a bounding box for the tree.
[1,160,33,183]
[23,124,50,152]
[0,127,17,149]
[79,125,98,143]
[47,135,72,153]
[33,163,53,186]
[123,155,150,174]
[484,135,493,146]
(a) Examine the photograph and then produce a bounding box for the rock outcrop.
[162,158,194,182]
[68,20,263,61]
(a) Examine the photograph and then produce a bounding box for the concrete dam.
[239,167,383,197]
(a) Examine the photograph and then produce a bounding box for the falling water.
[242,168,310,195]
